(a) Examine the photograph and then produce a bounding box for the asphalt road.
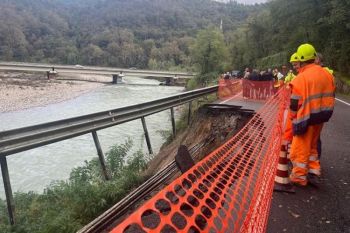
[267,96,350,233]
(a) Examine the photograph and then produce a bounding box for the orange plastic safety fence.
[110,88,289,233]
[242,80,275,100]
[218,79,242,100]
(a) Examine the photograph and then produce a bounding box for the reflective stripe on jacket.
[289,64,335,135]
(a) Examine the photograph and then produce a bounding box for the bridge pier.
[112,72,124,84]
[46,67,57,80]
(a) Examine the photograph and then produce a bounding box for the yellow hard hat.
[290,52,299,62]
[296,43,317,62]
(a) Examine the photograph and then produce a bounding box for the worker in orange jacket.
[282,53,300,147]
[289,43,335,186]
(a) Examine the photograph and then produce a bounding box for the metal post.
[91,131,110,180]
[170,107,176,138]
[141,117,153,155]
[0,156,15,225]
[188,101,192,125]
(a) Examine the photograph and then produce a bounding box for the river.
[0,76,184,198]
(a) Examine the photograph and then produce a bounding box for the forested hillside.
[0,0,257,70]
[229,0,350,74]
[0,0,349,75]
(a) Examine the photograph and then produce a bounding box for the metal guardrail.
[0,85,218,225]
[0,86,217,156]
[0,62,195,78]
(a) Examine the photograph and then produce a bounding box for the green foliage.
[256,51,289,69]
[191,27,229,75]
[0,0,254,70]
[0,140,148,233]
[186,78,199,90]
[228,0,350,76]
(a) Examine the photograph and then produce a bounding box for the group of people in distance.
[224,66,298,91]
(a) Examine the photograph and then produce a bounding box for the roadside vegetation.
[0,139,150,233]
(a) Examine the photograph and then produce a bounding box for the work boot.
[307,173,321,187]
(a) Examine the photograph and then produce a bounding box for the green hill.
[0,0,258,70]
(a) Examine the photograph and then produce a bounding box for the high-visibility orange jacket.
[289,64,335,135]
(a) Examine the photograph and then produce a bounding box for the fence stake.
[0,156,15,225]
[91,131,110,180]
[141,117,153,155]
[170,107,176,138]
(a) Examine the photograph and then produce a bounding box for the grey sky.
[236,0,267,4]
[215,0,268,4]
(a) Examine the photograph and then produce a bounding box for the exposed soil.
[146,107,252,176]
[0,72,107,113]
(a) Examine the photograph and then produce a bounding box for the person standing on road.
[284,53,299,84]
[314,52,336,159]
[289,43,335,186]
[282,53,301,148]
[315,52,334,75]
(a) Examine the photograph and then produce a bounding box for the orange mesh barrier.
[218,79,242,100]
[110,88,289,233]
[242,80,275,100]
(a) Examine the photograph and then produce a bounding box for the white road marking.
[336,98,350,106]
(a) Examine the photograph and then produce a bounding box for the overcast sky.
[215,0,268,4]
[237,0,267,4]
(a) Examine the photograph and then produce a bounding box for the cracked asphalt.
[267,96,350,233]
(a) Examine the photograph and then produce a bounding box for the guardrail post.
[141,117,153,155]
[0,156,15,225]
[170,107,176,138]
[188,101,192,125]
[91,131,110,181]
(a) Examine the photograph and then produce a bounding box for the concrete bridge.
[0,61,194,84]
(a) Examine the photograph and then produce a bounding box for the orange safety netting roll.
[242,80,275,100]
[110,88,289,233]
[218,79,242,100]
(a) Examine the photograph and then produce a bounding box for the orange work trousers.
[289,124,323,186]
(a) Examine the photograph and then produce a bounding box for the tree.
[191,27,229,75]
[81,44,104,65]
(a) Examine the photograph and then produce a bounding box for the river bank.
[0,72,107,113]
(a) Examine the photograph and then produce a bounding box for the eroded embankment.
[146,107,252,175]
